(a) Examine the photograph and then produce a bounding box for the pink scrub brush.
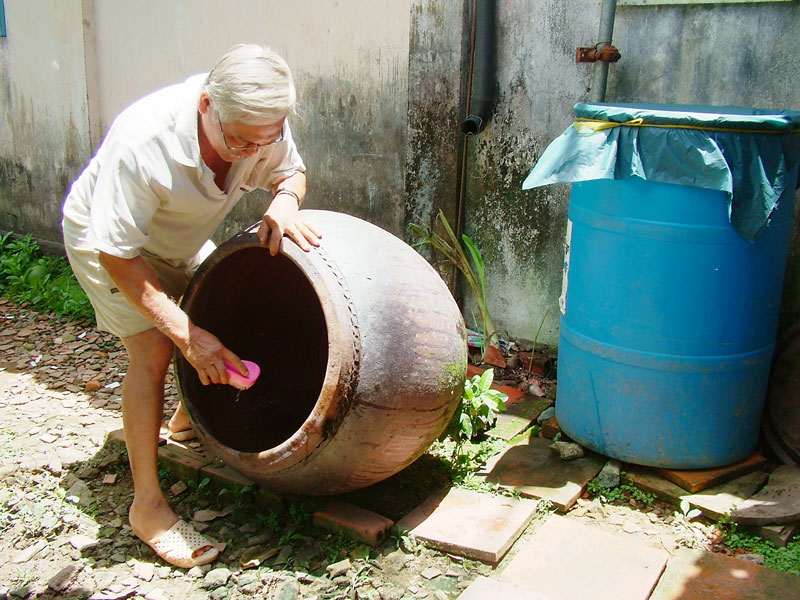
[223,360,261,390]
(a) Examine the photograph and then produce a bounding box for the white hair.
[204,44,296,124]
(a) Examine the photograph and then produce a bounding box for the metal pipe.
[590,0,617,103]
[461,0,496,135]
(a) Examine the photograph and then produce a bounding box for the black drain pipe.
[461,0,497,135]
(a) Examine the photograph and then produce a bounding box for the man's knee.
[123,328,174,368]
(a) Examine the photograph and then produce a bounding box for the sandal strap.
[152,520,214,559]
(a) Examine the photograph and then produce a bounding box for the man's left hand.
[258,193,322,256]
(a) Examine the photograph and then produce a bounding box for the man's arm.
[258,171,322,255]
[97,252,246,385]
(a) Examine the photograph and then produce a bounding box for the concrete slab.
[731,466,800,525]
[623,467,767,521]
[457,576,545,600]
[478,436,604,512]
[655,453,768,493]
[749,521,800,548]
[395,487,538,564]
[501,515,668,600]
[488,398,550,441]
[649,548,800,600]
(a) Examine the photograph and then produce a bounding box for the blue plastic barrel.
[557,176,795,468]
[522,103,800,468]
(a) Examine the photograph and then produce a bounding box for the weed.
[187,476,213,499]
[410,211,500,357]
[443,369,507,445]
[256,510,281,533]
[586,479,655,507]
[323,530,360,563]
[717,517,800,575]
[0,233,94,322]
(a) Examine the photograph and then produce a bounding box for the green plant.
[444,368,508,443]
[187,476,213,499]
[410,211,500,358]
[0,232,94,322]
[526,310,549,378]
[717,518,800,575]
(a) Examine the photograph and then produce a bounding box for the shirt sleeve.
[247,120,307,190]
[88,143,161,259]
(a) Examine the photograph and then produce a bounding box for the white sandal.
[135,520,218,569]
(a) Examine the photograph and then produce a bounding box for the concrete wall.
[2,0,799,345]
[454,0,800,346]
[0,0,410,246]
[0,0,92,244]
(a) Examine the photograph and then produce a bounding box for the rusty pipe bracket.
[576,44,621,63]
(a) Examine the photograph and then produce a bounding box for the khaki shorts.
[64,242,216,339]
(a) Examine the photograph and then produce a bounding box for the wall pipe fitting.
[590,0,618,103]
[461,0,497,135]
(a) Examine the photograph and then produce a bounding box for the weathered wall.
[0,0,92,245]
[85,0,411,239]
[1,0,410,246]
[455,0,800,346]
[2,0,800,345]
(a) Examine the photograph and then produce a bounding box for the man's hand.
[182,324,247,386]
[258,193,322,255]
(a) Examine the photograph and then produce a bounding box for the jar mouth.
[177,244,329,453]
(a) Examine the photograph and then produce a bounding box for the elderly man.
[62,44,320,568]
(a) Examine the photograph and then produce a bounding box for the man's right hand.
[183,324,248,386]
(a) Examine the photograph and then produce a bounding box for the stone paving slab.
[649,548,800,600]
[488,398,550,441]
[731,466,800,525]
[501,514,668,600]
[623,466,767,521]
[477,436,604,512]
[457,576,546,600]
[655,453,768,493]
[395,487,538,564]
[750,521,800,548]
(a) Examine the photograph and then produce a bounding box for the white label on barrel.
[560,219,572,316]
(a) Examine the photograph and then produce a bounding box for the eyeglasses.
[217,116,284,152]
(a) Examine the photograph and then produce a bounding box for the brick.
[655,453,768,493]
[650,548,800,600]
[200,462,255,500]
[313,500,394,546]
[105,428,126,449]
[540,416,561,440]
[395,487,537,564]
[157,443,213,483]
[502,515,668,600]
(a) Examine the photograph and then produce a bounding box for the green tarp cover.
[522,102,800,241]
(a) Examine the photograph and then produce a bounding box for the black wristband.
[275,189,301,205]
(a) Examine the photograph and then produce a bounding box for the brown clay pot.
[175,210,467,495]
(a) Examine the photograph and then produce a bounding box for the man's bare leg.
[121,327,211,558]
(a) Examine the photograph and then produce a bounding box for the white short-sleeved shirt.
[62,73,305,264]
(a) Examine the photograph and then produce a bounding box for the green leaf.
[477,368,494,392]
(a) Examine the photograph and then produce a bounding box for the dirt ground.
[0,299,734,599]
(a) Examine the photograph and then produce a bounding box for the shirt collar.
[171,73,207,168]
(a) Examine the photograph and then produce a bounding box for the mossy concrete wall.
[2,0,799,345]
[453,0,800,346]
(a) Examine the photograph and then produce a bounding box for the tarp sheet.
[522,102,800,241]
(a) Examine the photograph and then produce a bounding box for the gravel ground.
[0,298,729,599]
